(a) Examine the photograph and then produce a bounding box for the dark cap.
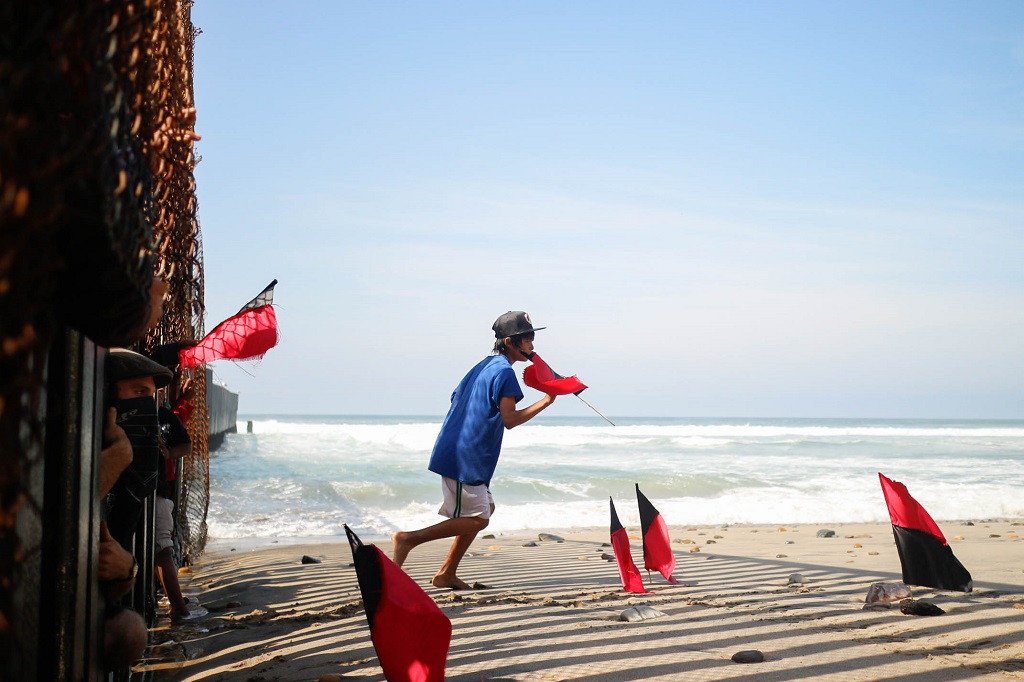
[492,311,545,338]
[106,348,174,389]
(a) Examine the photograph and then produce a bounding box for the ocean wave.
[239,418,1024,449]
[207,417,1024,540]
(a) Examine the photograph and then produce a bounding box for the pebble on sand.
[787,573,806,585]
[538,533,565,543]
[731,650,765,664]
[300,555,322,564]
[619,605,666,622]
[865,582,912,603]
[900,599,945,616]
[816,529,836,538]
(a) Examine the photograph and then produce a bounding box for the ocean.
[207,415,1024,543]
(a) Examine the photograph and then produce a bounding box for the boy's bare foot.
[432,574,472,590]
[392,532,412,567]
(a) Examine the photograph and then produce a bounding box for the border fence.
[1,1,210,678]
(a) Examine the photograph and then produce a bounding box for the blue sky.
[191,1,1023,418]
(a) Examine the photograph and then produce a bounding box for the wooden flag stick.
[575,394,615,426]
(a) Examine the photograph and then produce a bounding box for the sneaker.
[172,605,208,623]
[161,595,198,611]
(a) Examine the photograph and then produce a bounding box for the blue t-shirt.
[428,355,524,486]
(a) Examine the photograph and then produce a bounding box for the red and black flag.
[878,473,973,592]
[609,497,646,594]
[345,525,451,682]
[522,353,588,396]
[636,483,678,584]
[179,279,279,368]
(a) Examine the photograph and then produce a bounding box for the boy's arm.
[500,394,555,430]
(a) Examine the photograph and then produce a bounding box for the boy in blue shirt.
[392,311,557,589]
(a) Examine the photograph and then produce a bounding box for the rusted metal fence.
[1,0,209,678]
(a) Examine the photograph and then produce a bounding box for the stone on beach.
[538,533,565,543]
[786,573,806,585]
[300,555,322,564]
[899,599,945,616]
[731,650,765,664]
[865,582,912,604]
[816,529,836,538]
[619,605,666,622]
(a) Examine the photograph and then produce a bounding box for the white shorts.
[438,478,493,520]
[155,496,175,552]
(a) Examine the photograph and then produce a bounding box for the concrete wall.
[205,367,238,451]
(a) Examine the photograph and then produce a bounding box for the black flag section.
[345,525,452,681]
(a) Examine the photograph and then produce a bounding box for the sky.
[190,1,1023,419]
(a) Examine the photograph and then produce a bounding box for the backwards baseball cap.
[492,311,545,339]
[106,348,174,389]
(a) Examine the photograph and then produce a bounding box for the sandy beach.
[141,520,1024,681]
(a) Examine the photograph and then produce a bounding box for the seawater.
[207,415,1024,542]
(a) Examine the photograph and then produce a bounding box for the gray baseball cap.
[492,311,545,338]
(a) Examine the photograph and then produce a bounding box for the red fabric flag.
[522,353,587,396]
[179,280,279,369]
[878,473,972,592]
[636,484,678,584]
[346,526,451,681]
[609,497,646,593]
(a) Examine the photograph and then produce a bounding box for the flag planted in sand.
[179,279,279,368]
[345,525,451,682]
[878,473,973,592]
[637,484,678,584]
[609,497,646,594]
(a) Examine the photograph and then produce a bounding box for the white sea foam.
[206,415,1024,541]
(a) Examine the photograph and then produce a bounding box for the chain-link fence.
[1,0,209,676]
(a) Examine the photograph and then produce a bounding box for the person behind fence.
[155,403,207,622]
[98,403,147,669]
[104,348,173,550]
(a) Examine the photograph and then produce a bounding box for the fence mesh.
[1,0,208,672]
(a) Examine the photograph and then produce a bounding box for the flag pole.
[575,394,615,426]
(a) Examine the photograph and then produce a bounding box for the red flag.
[179,280,279,369]
[878,473,972,592]
[636,484,677,584]
[609,497,646,594]
[346,526,451,681]
[522,353,587,396]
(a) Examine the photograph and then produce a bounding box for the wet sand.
[140,520,1024,681]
